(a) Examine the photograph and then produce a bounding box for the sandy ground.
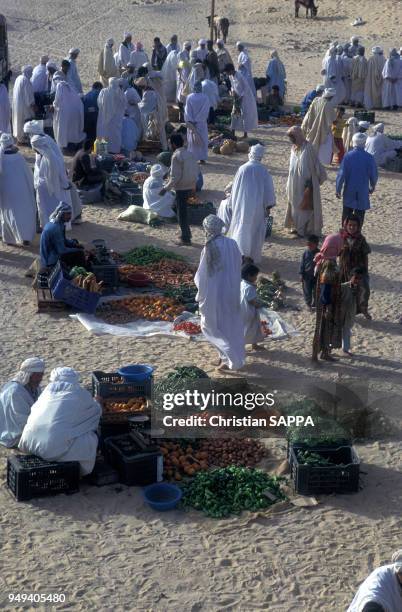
[1,0,402,610]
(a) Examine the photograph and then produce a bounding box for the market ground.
[0,0,402,611]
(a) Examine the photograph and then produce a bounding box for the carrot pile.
[118,259,195,289]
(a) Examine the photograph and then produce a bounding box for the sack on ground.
[118,205,160,226]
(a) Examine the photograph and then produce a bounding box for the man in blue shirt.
[40,202,85,268]
[301,84,324,115]
[336,132,378,227]
[82,82,103,141]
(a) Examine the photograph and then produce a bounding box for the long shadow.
[365,272,401,295]
[356,317,402,337]
[370,243,402,257]
[352,354,402,371]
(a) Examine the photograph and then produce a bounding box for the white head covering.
[352,132,367,148]
[24,120,45,135]
[49,367,80,384]
[69,48,80,55]
[198,38,206,46]
[249,143,265,161]
[392,550,402,573]
[203,215,225,275]
[216,39,224,45]
[322,88,336,98]
[107,38,114,47]
[13,357,45,386]
[183,40,191,49]
[373,123,384,133]
[49,201,73,222]
[316,84,325,92]
[150,164,165,178]
[52,70,67,84]
[0,133,15,173]
[236,41,244,48]
[358,120,370,130]
[22,65,33,78]
[30,134,64,196]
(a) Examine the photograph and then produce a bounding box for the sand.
[1,0,402,610]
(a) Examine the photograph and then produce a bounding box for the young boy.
[339,215,371,319]
[240,263,265,350]
[265,85,283,116]
[331,107,346,164]
[341,267,364,356]
[299,235,320,310]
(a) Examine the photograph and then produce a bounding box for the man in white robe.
[302,88,336,165]
[236,42,256,97]
[52,72,85,150]
[19,367,101,476]
[322,47,345,105]
[365,123,400,167]
[395,50,402,108]
[118,33,134,69]
[226,63,258,138]
[195,39,208,62]
[195,215,246,371]
[0,81,11,133]
[129,42,149,75]
[227,144,276,263]
[30,133,72,228]
[12,66,36,143]
[98,39,119,87]
[184,81,210,162]
[0,357,45,448]
[0,133,36,246]
[201,77,220,123]
[66,48,83,94]
[96,77,126,154]
[284,126,327,237]
[364,47,385,109]
[342,117,359,153]
[351,47,368,107]
[382,49,400,109]
[216,40,233,73]
[125,86,142,132]
[347,550,402,612]
[137,78,167,148]
[161,49,179,103]
[31,55,49,93]
[143,164,175,218]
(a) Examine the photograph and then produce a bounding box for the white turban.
[13,357,45,386]
[0,133,14,149]
[249,143,265,161]
[392,550,402,573]
[236,41,243,47]
[106,38,114,47]
[22,65,33,78]
[316,84,325,92]
[183,40,191,49]
[198,38,206,45]
[352,132,367,148]
[50,367,80,384]
[52,70,66,84]
[150,164,165,178]
[49,201,73,222]
[69,48,80,55]
[216,39,224,45]
[374,123,384,133]
[23,120,45,135]
[322,88,336,98]
[203,215,225,275]
[358,121,370,130]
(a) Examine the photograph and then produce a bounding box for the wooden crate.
[36,287,68,313]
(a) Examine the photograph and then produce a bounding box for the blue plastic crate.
[49,262,100,314]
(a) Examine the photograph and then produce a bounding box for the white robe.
[67,58,83,94]
[96,85,126,154]
[363,54,385,109]
[347,565,402,612]
[322,54,345,105]
[98,46,119,87]
[217,196,232,231]
[342,55,353,103]
[118,42,134,68]
[0,382,37,448]
[161,50,179,103]
[12,75,35,142]
[31,64,48,93]
[33,148,72,228]
[240,280,263,345]
[230,71,258,133]
[228,160,276,263]
[195,235,245,370]
[129,50,149,74]
[365,133,397,166]
[184,92,210,161]
[382,58,399,108]
[201,79,220,110]
[396,57,402,107]
[238,50,256,97]
[0,150,36,245]
[19,380,101,476]
[53,81,85,148]
[0,84,11,133]
[143,175,175,217]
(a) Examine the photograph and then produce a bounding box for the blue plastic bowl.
[117,365,154,383]
[143,483,182,511]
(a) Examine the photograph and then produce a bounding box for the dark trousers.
[302,276,317,307]
[342,207,366,227]
[208,107,216,124]
[178,102,185,123]
[60,250,86,269]
[176,190,192,244]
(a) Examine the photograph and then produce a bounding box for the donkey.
[295,0,319,18]
[206,15,230,43]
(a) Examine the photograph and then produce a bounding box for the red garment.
[333,137,345,164]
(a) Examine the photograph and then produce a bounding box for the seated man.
[365,123,400,168]
[71,139,105,189]
[19,367,101,476]
[143,164,175,218]
[0,357,45,448]
[265,85,283,116]
[39,202,86,268]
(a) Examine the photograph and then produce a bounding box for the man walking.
[160,134,199,246]
[336,132,378,226]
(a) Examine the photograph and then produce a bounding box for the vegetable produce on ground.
[70,272,104,293]
[181,466,286,518]
[261,321,273,337]
[123,246,185,266]
[198,438,267,468]
[159,440,208,480]
[96,295,184,323]
[173,321,202,335]
[296,450,334,466]
[154,366,210,409]
[164,283,198,305]
[286,400,350,447]
[118,260,195,289]
[257,271,286,310]
[103,397,147,415]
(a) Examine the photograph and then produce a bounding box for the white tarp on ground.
[70,307,299,341]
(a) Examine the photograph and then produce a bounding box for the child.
[265,85,284,116]
[240,263,265,350]
[299,235,320,310]
[339,215,371,319]
[340,267,364,356]
[331,107,346,164]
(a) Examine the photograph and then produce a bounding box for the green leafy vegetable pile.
[154,366,210,411]
[296,450,334,467]
[164,283,198,306]
[257,272,286,310]
[181,466,286,518]
[286,399,350,447]
[123,246,185,266]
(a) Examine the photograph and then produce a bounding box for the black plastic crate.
[91,261,119,288]
[187,202,216,226]
[287,438,352,462]
[290,446,360,496]
[104,433,163,486]
[7,455,80,501]
[88,460,119,486]
[121,188,144,207]
[354,110,375,124]
[92,370,153,399]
